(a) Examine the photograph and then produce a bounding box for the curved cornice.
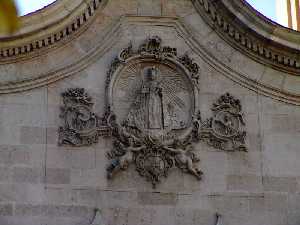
[192,0,300,75]
[0,0,105,62]
[0,15,300,106]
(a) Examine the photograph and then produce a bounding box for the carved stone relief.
[58,36,247,188]
[105,36,202,187]
[58,88,100,146]
[199,93,247,152]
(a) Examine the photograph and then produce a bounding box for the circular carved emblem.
[212,111,239,138]
[66,105,97,133]
[110,60,195,142]
[135,149,173,187]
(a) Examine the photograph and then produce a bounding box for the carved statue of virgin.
[127,66,167,131]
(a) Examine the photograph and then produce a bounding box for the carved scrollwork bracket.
[199,93,247,152]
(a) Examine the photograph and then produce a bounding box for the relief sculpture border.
[58,36,247,188]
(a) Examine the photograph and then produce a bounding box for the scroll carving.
[199,93,247,151]
[58,88,101,146]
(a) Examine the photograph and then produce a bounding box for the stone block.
[71,149,96,169]
[20,126,46,145]
[227,175,262,192]
[263,176,297,193]
[0,183,46,203]
[137,0,161,16]
[46,205,92,217]
[148,206,175,225]
[14,204,92,217]
[258,67,285,90]
[230,51,266,81]
[102,0,138,16]
[0,145,30,166]
[263,134,300,177]
[0,103,46,127]
[14,204,47,216]
[70,168,105,188]
[162,0,195,17]
[209,195,249,215]
[101,207,130,225]
[0,124,20,145]
[0,204,13,216]
[0,167,11,181]
[227,151,261,176]
[46,127,59,145]
[283,75,300,94]
[45,187,77,205]
[12,167,43,184]
[137,192,178,205]
[174,207,194,225]
[127,207,156,225]
[75,188,99,206]
[249,193,288,213]
[46,168,70,185]
[46,147,72,169]
[98,190,138,208]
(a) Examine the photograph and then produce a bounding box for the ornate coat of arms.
[58,88,100,146]
[58,36,247,188]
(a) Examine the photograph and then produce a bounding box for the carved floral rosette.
[58,88,100,146]
[199,93,247,152]
[105,36,203,187]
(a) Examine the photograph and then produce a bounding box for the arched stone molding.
[0,16,300,105]
[192,0,300,75]
[0,0,106,61]
[0,1,300,106]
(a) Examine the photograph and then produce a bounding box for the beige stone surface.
[0,0,299,225]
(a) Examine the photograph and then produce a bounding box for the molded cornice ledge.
[0,0,105,62]
[192,0,300,75]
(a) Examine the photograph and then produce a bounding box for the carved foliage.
[106,124,203,188]
[199,93,247,151]
[58,88,100,146]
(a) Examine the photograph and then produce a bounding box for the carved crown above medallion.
[58,36,248,188]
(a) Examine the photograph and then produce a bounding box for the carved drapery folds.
[58,36,247,188]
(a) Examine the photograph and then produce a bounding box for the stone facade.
[0,0,299,225]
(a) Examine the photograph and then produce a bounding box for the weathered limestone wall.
[0,1,299,225]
